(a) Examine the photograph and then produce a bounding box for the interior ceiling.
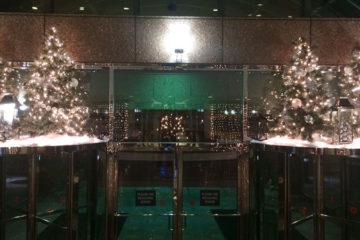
[0,0,360,17]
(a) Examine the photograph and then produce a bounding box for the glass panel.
[290,154,314,222]
[349,158,360,223]
[117,148,174,239]
[290,219,314,240]
[182,151,237,240]
[113,70,243,143]
[4,219,27,240]
[247,70,282,140]
[117,216,171,240]
[117,150,174,214]
[36,221,66,240]
[322,156,343,218]
[3,155,28,220]
[36,153,68,232]
[95,150,106,240]
[324,218,342,240]
[74,150,97,240]
[259,151,284,240]
[183,216,239,240]
[182,152,237,214]
[87,69,110,139]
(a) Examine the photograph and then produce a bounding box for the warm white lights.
[212,8,218,12]
[0,102,16,125]
[32,6,38,10]
[79,6,85,11]
[123,7,130,11]
[163,22,195,63]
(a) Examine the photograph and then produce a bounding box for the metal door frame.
[107,142,248,240]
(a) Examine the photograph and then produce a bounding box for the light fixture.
[0,94,18,125]
[32,6,38,10]
[288,15,293,18]
[256,14,262,17]
[212,8,218,12]
[257,3,263,7]
[163,22,195,63]
[123,7,130,11]
[248,13,253,17]
[79,6,85,11]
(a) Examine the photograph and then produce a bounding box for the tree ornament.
[21,27,89,136]
[344,66,353,76]
[291,98,302,108]
[304,115,314,125]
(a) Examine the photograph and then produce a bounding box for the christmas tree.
[341,46,360,106]
[159,112,185,141]
[269,38,332,140]
[22,27,89,136]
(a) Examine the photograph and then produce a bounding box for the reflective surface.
[251,143,360,240]
[0,0,358,17]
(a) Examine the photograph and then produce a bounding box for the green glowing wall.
[114,71,243,110]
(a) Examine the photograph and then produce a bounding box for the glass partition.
[0,155,29,240]
[113,70,243,143]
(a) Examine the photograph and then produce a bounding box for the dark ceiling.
[0,0,360,17]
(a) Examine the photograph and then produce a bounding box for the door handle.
[168,215,174,231]
[182,215,187,231]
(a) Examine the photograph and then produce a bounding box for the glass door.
[0,155,29,240]
[181,148,241,240]
[115,143,175,240]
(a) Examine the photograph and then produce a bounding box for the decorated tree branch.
[22,27,89,136]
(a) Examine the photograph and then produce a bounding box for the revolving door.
[105,143,248,240]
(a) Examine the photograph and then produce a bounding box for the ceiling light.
[256,14,262,17]
[257,3,263,7]
[288,15,293,18]
[212,8,218,12]
[79,6,85,11]
[123,7,130,11]
[32,6,38,10]
[248,13,253,17]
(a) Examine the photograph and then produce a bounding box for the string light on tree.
[22,27,89,136]
[159,112,185,141]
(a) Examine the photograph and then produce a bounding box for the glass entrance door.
[181,148,241,240]
[115,143,175,240]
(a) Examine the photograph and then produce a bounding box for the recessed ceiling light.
[288,15,293,18]
[32,6,38,10]
[256,14,262,17]
[123,7,130,11]
[212,8,218,12]
[248,13,253,17]
[257,3,263,7]
[79,6,85,11]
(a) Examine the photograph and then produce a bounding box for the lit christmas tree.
[22,27,89,136]
[341,46,360,106]
[159,112,185,141]
[269,38,332,141]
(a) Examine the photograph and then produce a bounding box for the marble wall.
[0,13,358,65]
